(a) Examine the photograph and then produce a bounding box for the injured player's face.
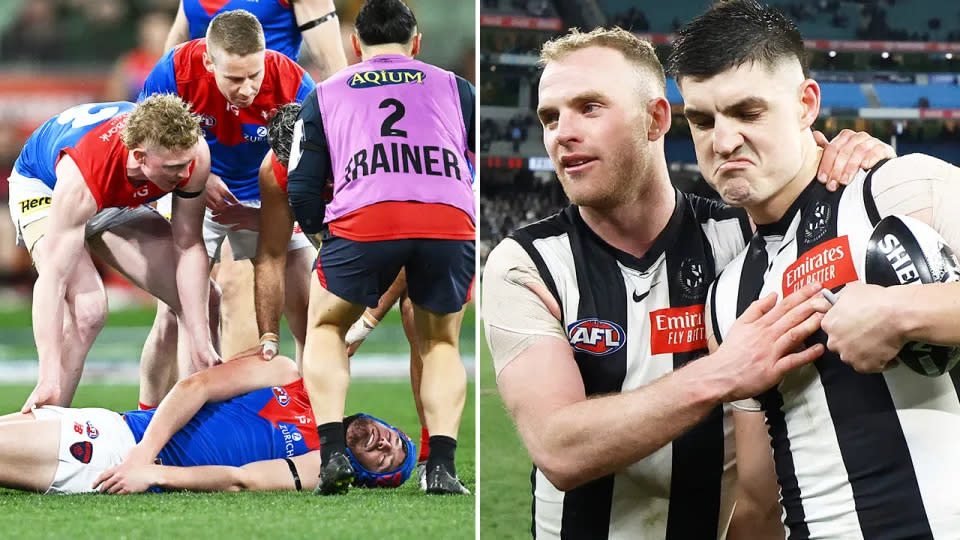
[345,416,408,473]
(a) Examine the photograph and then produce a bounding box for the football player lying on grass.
[0,350,415,494]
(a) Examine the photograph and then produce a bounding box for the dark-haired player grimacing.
[671,1,960,537]
[287,0,475,496]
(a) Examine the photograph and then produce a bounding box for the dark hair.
[267,103,301,166]
[668,0,808,81]
[355,0,417,46]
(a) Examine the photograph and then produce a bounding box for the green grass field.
[0,306,477,539]
[479,330,533,539]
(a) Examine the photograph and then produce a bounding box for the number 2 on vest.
[379,99,408,138]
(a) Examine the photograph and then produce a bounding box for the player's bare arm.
[95,352,302,493]
[163,2,190,51]
[822,154,960,371]
[293,0,348,81]
[488,237,827,490]
[22,155,99,412]
[96,449,322,494]
[254,151,295,359]
[169,138,219,371]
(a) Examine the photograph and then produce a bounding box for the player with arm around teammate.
[0,351,416,495]
[483,26,894,539]
[6,94,217,414]
[673,2,960,537]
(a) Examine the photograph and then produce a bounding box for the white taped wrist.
[259,332,279,357]
[345,312,378,345]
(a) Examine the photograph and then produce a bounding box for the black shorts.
[316,234,474,314]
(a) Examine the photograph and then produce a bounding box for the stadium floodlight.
[828,50,837,58]
[881,51,890,59]
[946,53,954,60]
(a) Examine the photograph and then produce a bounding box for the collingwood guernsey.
[710,159,960,540]
[486,190,750,539]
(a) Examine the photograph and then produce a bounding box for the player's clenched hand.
[204,174,240,212]
[711,282,831,402]
[814,129,896,192]
[20,378,60,414]
[94,464,158,494]
[822,282,903,373]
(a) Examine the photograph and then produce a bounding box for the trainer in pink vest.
[316,54,475,224]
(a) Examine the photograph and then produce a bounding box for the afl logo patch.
[199,115,216,128]
[70,441,93,464]
[567,319,625,356]
[85,421,99,439]
[272,386,290,406]
[804,201,832,242]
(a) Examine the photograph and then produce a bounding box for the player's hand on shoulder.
[709,282,831,401]
[20,378,60,414]
[821,282,903,373]
[814,129,896,191]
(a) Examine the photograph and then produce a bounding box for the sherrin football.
[863,215,960,376]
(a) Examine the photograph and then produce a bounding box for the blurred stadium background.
[0,0,477,384]
[478,0,960,537]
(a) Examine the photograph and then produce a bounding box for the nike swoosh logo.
[633,290,650,302]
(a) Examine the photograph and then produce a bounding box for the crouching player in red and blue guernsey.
[6,95,218,415]
[287,0,475,495]
[0,350,416,494]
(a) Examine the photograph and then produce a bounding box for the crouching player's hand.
[21,378,60,414]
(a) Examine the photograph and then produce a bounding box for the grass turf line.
[479,329,534,539]
[0,380,476,539]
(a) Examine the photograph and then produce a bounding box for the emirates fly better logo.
[567,318,625,356]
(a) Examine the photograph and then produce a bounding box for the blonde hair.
[540,27,666,94]
[206,9,265,58]
[122,94,202,150]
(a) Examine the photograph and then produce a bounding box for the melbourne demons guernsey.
[509,192,749,539]
[12,102,185,210]
[316,54,474,225]
[183,0,303,60]
[140,39,314,200]
[123,379,319,467]
[710,166,960,539]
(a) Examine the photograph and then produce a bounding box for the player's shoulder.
[681,190,748,225]
[869,153,957,185]
[485,238,537,281]
[265,49,305,77]
[170,39,209,82]
[508,206,574,244]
